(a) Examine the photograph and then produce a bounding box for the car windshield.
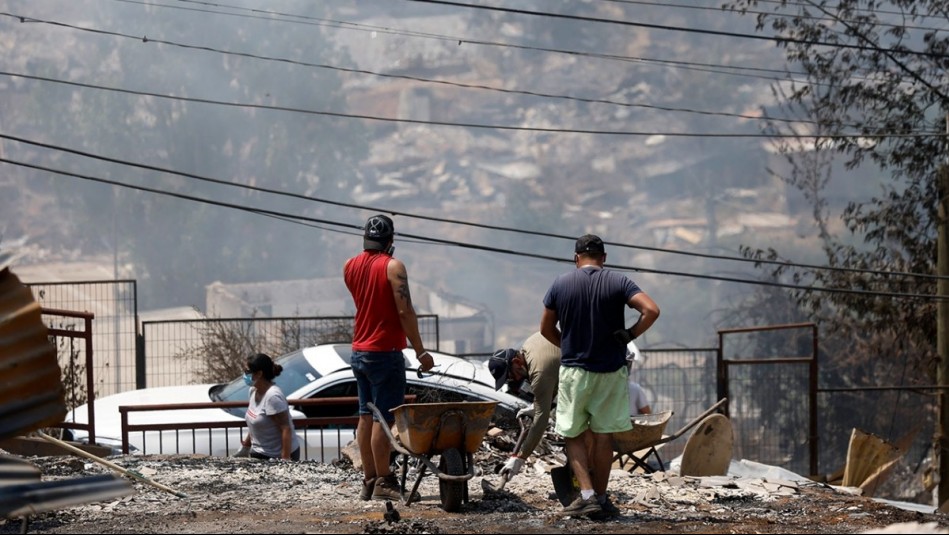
[212,349,322,404]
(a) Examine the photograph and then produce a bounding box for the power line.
[2,70,939,139]
[10,154,946,301]
[1,156,942,301]
[166,0,949,34]
[7,9,939,133]
[0,11,827,128]
[599,0,949,33]
[106,0,916,91]
[405,0,949,60]
[6,6,912,134]
[4,7,943,283]
[3,8,943,276]
[2,131,943,284]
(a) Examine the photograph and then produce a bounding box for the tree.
[176,316,353,384]
[724,0,943,497]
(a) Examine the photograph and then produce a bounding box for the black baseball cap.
[488,348,518,390]
[575,234,605,255]
[363,214,394,251]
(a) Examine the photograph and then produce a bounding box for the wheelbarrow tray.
[609,398,729,475]
[552,412,672,507]
[611,410,673,454]
[391,401,498,456]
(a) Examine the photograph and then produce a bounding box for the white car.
[63,344,528,461]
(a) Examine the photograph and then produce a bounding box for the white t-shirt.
[628,381,649,415]
[246,385,299,458]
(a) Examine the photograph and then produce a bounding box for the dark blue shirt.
[543,266,641,372]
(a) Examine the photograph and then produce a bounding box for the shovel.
[481,413,531,494]
[550,464,578,506]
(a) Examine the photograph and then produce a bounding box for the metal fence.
[28,280,139,397]
[718,323,818,478]
[712,322,935,502]
[42,308,99,444]
[635,347,718,463]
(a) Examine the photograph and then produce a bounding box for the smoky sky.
[1,0,879,350]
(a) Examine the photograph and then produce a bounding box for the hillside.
[0,1,870,348]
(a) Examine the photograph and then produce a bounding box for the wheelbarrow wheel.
[438,448,465,512]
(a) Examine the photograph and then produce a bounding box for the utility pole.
[937,114,949,506]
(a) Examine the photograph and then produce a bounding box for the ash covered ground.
[3,448,949,534]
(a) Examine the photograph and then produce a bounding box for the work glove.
[613,328,634,345]
[501,456,525,478]
[516,406,533,421]
[234,445,251,458]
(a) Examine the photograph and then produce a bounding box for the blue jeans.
[250,448,300,461]
[351,351,407,424]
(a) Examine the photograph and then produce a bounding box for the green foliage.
[724,0,940,381]
[718,1,944,480]
[52,330,97,412]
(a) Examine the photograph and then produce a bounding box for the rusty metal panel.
[0,266,66,439]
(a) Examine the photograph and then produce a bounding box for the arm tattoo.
[396,273,412,304]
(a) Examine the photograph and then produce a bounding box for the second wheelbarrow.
[551,398,730,506]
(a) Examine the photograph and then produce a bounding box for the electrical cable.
[404,0,949,60]
[2,131,943,283]
[1,70,938,139]
[0,154,943,300]
[0,12,837,128]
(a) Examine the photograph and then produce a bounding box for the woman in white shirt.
[236,353,300,461]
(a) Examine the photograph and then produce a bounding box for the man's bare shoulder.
[385,256,407,274]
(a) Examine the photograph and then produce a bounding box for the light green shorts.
[554,366,633,438]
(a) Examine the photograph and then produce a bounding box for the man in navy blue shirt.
[540,234,660,518]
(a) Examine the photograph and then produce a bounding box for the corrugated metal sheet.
[0,266,66,439]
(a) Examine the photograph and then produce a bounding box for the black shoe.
[588,496,621,520]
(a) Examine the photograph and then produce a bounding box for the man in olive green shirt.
[488,331,561,478]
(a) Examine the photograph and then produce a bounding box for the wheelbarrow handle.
[415,364,441,379]
[365,402,414,458]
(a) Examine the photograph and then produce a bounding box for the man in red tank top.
[343,214,434,502]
